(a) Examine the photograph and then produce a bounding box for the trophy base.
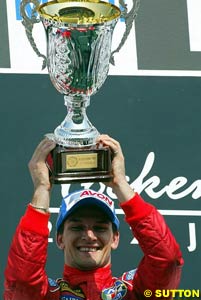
[46,144,112,183]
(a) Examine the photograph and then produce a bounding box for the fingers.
[29,138,56,164]
[96,134,123,157]
[28,138,56,190]
[28,138,56,175]
[97,134,127,190]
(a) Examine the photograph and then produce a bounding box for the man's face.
[57,205,120,270]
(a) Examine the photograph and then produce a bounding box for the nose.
[81,228,97,241]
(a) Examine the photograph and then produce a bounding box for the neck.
[63,263,112,286]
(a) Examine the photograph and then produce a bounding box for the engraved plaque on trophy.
[20,0,140,183]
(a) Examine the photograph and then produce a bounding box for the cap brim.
[58,197,119,230]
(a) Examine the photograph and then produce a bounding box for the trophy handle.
[20,0,47,69]
[110,0,141,65]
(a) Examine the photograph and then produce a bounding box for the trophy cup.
[20,0,140,183]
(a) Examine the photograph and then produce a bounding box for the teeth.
[79,247,97,252]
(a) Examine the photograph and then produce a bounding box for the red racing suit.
[4,193,184,300]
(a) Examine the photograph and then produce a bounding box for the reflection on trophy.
[20,0,140,183]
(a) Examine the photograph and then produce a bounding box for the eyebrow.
[67,217,110,224]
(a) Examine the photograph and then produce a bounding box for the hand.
[28,138,56,191]
[96,134,135,203]
[97,134,126,185]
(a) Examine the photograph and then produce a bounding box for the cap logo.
[80,190,113,207]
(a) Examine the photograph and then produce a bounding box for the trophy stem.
[54,94,99,147]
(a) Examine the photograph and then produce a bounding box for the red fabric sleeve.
[19,204,50,236]
[120,193,184,298]
[4,205,51,300]
[120,193,153,224]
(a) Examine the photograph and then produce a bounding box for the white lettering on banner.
[187,223,196,252]
[129,152,201,200]
[186,0,201,51]
[130,237,138,245]
[62,152,201,201]
[48,221,53,243]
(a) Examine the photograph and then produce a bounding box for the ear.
[111,231,120,250]
[56,233,65,250]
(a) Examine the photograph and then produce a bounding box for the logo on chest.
[101,280,127,300]
[58,280,85,300]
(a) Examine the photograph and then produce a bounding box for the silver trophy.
[20,0,140,183]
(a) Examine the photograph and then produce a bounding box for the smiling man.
[56,195,120,271]
[4,135,184,300]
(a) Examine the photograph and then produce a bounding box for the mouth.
[78,247,100,252]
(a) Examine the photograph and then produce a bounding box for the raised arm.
[97,134,184,298]
[4,139,56,300]
[29,138,56,212]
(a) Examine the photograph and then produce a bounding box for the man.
[4,134,184,300]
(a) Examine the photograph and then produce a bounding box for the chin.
[78,260,102,271]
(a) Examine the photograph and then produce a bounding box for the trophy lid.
[37,0,121,25]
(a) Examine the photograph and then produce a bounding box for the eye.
[93,226,108,232]
[70,226,83,231]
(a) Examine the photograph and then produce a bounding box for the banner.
[1,0,201,75]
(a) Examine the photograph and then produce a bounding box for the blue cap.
[56,189,120,231]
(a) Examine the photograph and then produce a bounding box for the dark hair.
[57,222,65,235]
